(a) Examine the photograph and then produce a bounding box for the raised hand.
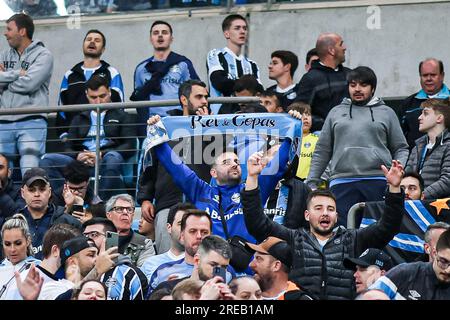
[288,109,302,120]
[63,184,75,206]
[196,106,210,115]
[95,247,119,275]
[15,263,43,300]
[381,160,404,192]
[147,115,161,126]
[247,151,265,178]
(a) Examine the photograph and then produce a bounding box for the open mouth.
[319,218,330,228]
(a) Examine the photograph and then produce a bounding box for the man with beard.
[146,111,299,248]
[152,235,232,297]
[242,153,406,300]
[370,229,450,300]
[147,209,212,293]
[248,236,313,300]
[57,29,124,140]
[140,203,194,286]
[137,80,212,254]
[400,172,425,201]
[306,66,409,226]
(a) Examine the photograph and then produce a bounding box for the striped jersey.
[101,263,148,300]
[60,62,124,103]
[207,47,260,114]
[133,56,198,117]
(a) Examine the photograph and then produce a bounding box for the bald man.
[295,32,351,131]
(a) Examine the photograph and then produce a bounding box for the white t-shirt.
[39,278,75,300]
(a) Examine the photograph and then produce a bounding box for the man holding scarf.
[145,112,302,257]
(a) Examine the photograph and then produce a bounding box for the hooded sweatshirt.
[0,39,54,121]
[306,97,409,187]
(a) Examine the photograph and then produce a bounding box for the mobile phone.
[72,204,84,213]
[212,266,226,282]
[105,231,119,250]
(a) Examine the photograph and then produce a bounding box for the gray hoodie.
[0,39,54,121]
[306,97,409,188]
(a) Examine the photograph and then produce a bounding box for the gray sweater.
[0,39,54,121]
[306,97,409,188]
[406,130,450,199]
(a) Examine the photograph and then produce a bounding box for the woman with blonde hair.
[0,213,40,299]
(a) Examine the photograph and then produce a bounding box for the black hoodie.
[295,60,351,131]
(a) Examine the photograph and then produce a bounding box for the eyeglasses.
[112,206,135,214]
[436,254,450,270]
[83,231,106,239]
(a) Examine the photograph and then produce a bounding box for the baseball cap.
[344,248,393,271]
[60,236,97,267]
[246,237,292,268]
[22,167,50,187]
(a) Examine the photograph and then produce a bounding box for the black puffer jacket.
[281,177,311,230]
[241,188,404,300]
[295,60,351,131]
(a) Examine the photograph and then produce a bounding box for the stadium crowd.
[0,12,450,300]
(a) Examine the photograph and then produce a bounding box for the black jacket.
[295,60,351,131]
[374,261,450,300]
[267,83,300,111]
[281,177,311,230]
[0,179,24,226]
[241,188,404,300]
[65,109,136,159]
[399,92,426,150]
[57,60,123,137]
[19,204,82,259]
[137,137,212,211]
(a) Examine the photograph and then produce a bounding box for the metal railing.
[0,96,260,199]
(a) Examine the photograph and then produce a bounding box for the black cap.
[344,248,393,271]
[247,237,292,268]
[22,167,50,187]
[60,236,97,266]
